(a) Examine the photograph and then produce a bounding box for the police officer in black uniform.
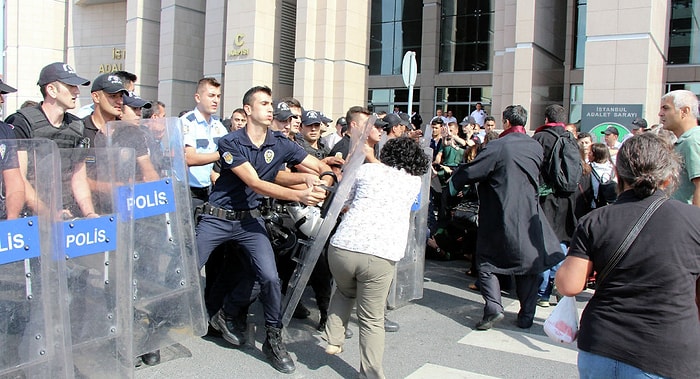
[196,85,333,374]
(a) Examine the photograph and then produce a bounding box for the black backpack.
[542,128,583,193]
[591,167,617,207]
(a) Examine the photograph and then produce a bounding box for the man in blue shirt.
[197,85,332,374]
[180,78,228,208]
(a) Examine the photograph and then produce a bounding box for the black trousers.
[478,270,539,327]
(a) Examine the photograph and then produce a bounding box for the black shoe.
[475,312,504,330]
[384,317,400,332]
[206,323,223,338]
[211,309,246,347]
[140,350,160,366]
[344,328,353,339]
[516,317,533,329]
[317,312,328,332]
[263,326,296,374]
[293,303,311,319]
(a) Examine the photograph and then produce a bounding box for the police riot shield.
[60,147,135,378]
[386,145,432,308]
[280,115,375,327]
[0,139,73,378]
[106,118,207,360]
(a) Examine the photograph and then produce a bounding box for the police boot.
[140,350,160,366]
[262,326,296,374]
[211,309,246,347]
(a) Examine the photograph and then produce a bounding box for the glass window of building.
[569,84,583,124]
[368,88,421,114]
[669,0,700,65]
[369,0,424,76]
[435,86,492,121]
[666,82,700,97]
[439,0,494,72]
[574,0,587,69]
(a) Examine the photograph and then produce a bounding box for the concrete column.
[4,0,69,111]
[417,0,441,121]
[221,0,277,113]
[492,0,567,128]
[126,0,161,103]
[295,0,370,117]
[158,0,206,118]
[203,0,227,115]
[582,0,669,122]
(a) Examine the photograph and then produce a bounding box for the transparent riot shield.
[60,147,135,378]
[280,115,375,327]
[386,145,432,308]
[106,118,207,360]
[0,139,72,378]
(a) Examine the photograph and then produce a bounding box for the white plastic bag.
[543,296,579,344]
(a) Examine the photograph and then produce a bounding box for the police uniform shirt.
[0,122,19,171]
[209,128,308,210]
[296,137,329,160]
[180,108,227,188]
[82,115,100,148]
[328,134,350,159]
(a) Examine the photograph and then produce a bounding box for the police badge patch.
[222,151,233,165]
[0,144,5,160]
[264,149,274,164]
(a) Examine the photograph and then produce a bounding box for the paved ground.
[135,259,590,379]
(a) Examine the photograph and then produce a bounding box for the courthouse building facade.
[1,0,698,129]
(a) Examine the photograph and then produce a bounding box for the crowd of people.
[424,95,700,378]
[0,61,698,378]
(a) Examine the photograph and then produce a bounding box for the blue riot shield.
[106,118,207,361]
[280,115,375,326]
[386,145,431,308]
[60,147,135,378]
[0,139,72,378]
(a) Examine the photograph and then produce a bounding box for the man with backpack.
[532,104,581,310]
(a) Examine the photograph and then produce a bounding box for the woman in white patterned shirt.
[324,136,430,379]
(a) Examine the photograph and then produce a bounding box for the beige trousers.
[325,245,395,379]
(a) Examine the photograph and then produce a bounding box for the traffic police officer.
[181,77,228,208]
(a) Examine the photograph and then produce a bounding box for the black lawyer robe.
[449,132,564,275]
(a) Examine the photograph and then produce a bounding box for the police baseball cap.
[273,100,295,121]
[301,110,324,125]
[374,117,389,128]
[123,92,152,109]
[318,111,333,124]
[601,126,619,136]
[91,73,128,94]
[630,117,647,130]
[383,113,409,131]
[0,79,17,94]
[460,116,477,126]
[38,62,90,87]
